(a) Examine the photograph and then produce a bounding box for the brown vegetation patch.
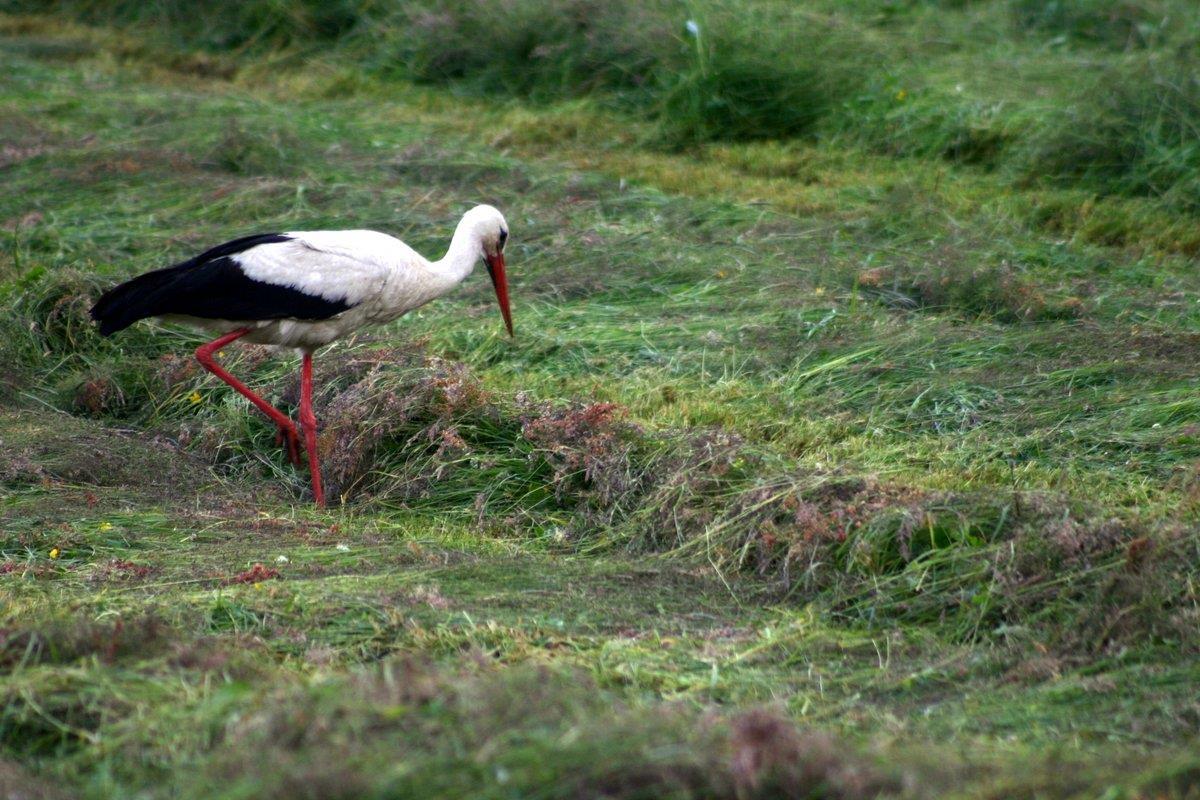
[228,564,281,584]
[237,514,342,544]
[0,758,70,800]
[90,558,156,582]
[0,143,51,168]
[0,112,57,169]
[50,147,201,185]
[1119,328,1200,369]
[1002,656,1065,684]
[981,324,1200,390]
[0,614,169,668]
[0,410,210,496]
[856,261,1083,322]
[71,375,125,416]
[292,346,654,526]
[1,210,45,231]
[167,634,268,676]
[210,663,900,799]
[727,708,893,798]
[383,584,452,611]
[296,345,427,499]
[519,399,644,527]
[152,351,200,390]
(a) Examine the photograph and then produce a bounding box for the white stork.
[90,204,513,507]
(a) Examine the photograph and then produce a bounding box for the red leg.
[299,351,325,507]
[195,328,301,466]
[273,428,300,465]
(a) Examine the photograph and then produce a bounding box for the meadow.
[1,1,1199,797]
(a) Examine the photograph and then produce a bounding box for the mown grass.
[1,10,1199,800]
[9,0,1200,214]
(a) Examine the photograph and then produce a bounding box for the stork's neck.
[430,217,484,285]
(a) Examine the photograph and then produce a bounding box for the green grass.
[1,9,1199,799]
[7,0,1200,214]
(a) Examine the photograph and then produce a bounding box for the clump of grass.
[0,269,188,419]
[39,0,368,52]
[0,614,169,669]
[1016,51,1200,209]
[377,0,671,100]
[854,261,1084,322]
[272,346,658,527]
[654,5,874,146]
[201,117,305,176]
[1009,0,1173,49]
[3,268,109,357]
[0,759,70,800]
[381,0,876,146]
[185,660,901,799]
[842,89,1018,168]
[817,492,1186,649]
[0,670,114,756]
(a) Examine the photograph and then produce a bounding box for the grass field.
[1,3,1199,798]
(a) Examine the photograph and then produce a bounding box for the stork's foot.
[275,424,302,466]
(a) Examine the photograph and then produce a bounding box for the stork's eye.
[498,229,508,249]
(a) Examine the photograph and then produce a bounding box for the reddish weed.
[94,558,155,581]
[229,564,281,584]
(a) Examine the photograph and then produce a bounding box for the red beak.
[485,252,513,337]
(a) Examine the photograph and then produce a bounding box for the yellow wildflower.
[98,522,114,532]
[188,391,203,404]
[49,547,60,560]
[895,89,907,101]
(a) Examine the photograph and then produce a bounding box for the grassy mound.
[0,607,904,798]
[3,268,1193,656]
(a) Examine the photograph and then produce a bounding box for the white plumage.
[91,204,514,506]
[173,206,511,349]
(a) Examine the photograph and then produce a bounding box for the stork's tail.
[90,264,186,336]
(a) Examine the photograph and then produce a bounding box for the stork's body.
[90,205,512,506]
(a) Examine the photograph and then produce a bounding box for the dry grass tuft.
[727,708,895,798]
[202,661,902,799]
[0,614,169,668]
[856,262,1084,322]
[0,758,70,800]
[0,410,209,494]
[228,563,281,584]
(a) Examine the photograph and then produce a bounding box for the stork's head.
[464,204,513,337]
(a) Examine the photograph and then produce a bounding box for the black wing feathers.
[187,233,293,264]
[90,233,353,337]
